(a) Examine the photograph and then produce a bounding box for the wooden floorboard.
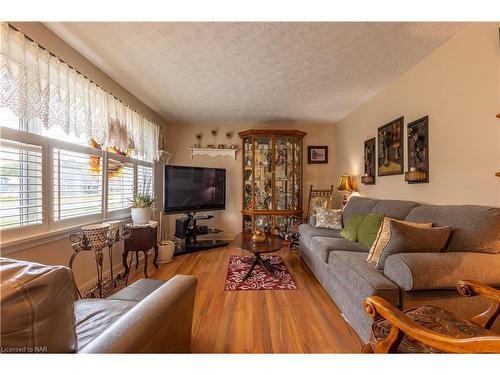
[128,243,363,353]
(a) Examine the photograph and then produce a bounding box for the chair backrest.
[305,185,334,218]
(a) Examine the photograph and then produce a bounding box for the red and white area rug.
[224,255,298,291]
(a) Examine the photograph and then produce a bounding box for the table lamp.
[337,174,355,206]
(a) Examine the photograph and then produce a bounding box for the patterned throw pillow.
[308,196,329,224]
[366,217,433,264]
[315,208,343,230]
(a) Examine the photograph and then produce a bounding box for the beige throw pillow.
[315,208,343,230]
[366,217,433,264]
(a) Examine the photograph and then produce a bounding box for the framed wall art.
[377,116,404,176]
[361,137,376,185]
[405,116,429,184]
[307,146,328,164]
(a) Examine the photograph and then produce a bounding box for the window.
[53,148,103,221]
[0,138,43,230]
[0,109,155,243]
[107,158,135,212]
[137,164,154,197]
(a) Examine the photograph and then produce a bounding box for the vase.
[158,240,175,263]
[131,207,152,225]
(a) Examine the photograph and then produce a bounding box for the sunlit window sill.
[0,215,131,256]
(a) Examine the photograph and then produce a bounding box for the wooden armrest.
[457,279,500,329]
[364,296,500,353]
[457,280,500,303]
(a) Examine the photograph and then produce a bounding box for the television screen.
[164,165,226,214]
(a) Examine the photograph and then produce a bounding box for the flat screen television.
[164,165,226,214]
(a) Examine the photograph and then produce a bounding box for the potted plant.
[130,194,155,225]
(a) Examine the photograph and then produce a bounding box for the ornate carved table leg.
[122,250,130,286]
[153,244,159,269]
[144,250,149,278]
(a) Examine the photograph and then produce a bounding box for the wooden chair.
[287,185,334,249]
[363,280,500,353]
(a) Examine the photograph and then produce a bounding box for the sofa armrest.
[79,275,197,353]
[384,252,500,291]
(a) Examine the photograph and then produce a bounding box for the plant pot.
[158,241,175,263]
[131,207,152,225]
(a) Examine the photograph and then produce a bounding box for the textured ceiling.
[45,22,465,124]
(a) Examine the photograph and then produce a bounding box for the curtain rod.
[6,23,159,126]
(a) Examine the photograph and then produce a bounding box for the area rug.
[224,255,297,291]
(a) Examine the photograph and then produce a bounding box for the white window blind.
[53,148,103,221]
[137,164,154,196]
[107,158,134,212]
[0,139,43,229]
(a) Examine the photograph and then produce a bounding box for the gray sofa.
[298,196,500,343]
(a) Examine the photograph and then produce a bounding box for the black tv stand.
[174,212,229,255]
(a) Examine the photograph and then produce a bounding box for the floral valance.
[0,23,160,160]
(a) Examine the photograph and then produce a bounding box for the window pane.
[137,164,153,197]
[0,107,21,130]
[107,159,134,211]
[0,139,43,229]
[53,148,103,221]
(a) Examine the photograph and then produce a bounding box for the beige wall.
[2,22,169,289]
[335,23,500,207]
[165,122,337,238]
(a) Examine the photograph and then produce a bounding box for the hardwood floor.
[131,243,363,353]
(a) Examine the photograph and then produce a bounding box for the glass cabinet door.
[254,136,273,211]
[292,137,302,210]
[274,135,294,211]
[243,137,253,211]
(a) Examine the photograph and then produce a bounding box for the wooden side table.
[123,225,159,285]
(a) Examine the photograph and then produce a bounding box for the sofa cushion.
[0,257,79,353]
[342,196,380,226]
[298,223,342,247]
[75,299,137,350]
[328,251,399,306]
[405,205,500,254]
[358,213,385,249]
[376,221,453,269]
[371,199,420,220]
[340,213,366,242]
[310,237,367,262]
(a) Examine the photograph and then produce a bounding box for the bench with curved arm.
[363,279,500,353]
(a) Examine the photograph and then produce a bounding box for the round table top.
[233,232,283,254]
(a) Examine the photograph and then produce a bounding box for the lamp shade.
[337,174,354,192]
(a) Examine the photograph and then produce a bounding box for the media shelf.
[173,213,228,255]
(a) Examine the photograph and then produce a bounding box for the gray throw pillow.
[376,220,452,269]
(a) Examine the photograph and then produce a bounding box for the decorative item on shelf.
[206,144,215,149]
[195,133,202,148]
[337,174,355,206]
[362,137,376,185]
[378,117,404,176]
[252,230,266,243]
[130,194,155,225]
[405,116,429,184]
[210,128,218,145]
[217,144,226,149]
[307,146,328,164]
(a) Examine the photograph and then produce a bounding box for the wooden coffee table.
[233,232,283,280]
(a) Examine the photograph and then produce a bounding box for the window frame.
[0,124,155,244]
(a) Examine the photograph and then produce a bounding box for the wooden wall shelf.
[187,147,238,160]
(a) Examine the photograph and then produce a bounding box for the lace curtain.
[0,23,159,160]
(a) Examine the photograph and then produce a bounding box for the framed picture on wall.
[362,137,376,185]
[307,146,328,164]
[377,116,404,176]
